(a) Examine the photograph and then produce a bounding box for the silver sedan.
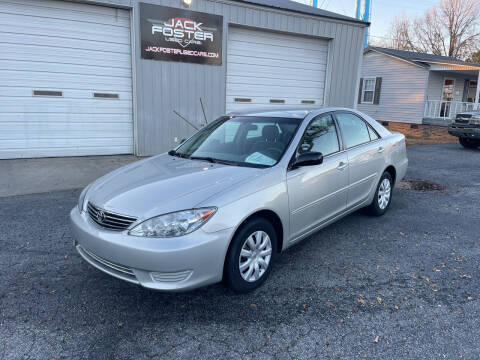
[70,107,408,293]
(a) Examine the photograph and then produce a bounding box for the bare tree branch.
[384,0,480,60]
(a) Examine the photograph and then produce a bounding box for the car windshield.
[172,116,302,168]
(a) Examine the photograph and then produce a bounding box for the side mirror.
[292,152,323,169]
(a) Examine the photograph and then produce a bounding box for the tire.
[459,137,480,149]
[368,172,393,216]
[224,217,277,293]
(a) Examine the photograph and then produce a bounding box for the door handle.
[378,146,385,153]
[337,162,347,171]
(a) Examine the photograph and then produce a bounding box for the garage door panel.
[0,70,133,91]
[227,64,326,82]
[227,95,322,104]
[227,84,324,98]
[0,32,131,54]
[0,23,130,46]
[0,0,130,27]
[228,42,328,61]
[0,88,132,100]
[0,146,133,159]
[1,44,132,69]
[228,29,328,51]
[1,128,133,140]
[0,12,130,33]
[0,113,132,124]
[2,0,131,20]
[227,49,327,66]
[227,75,324,88]
[0,60,132,78]
[0,137,132,150]
[227,54,326,71]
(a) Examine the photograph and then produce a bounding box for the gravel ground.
[1,143,479,360]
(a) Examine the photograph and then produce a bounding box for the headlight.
[470,115,480,125]
[77,184,91,212]
[128,208,217,238]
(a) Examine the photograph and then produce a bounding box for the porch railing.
[424,100,476,119]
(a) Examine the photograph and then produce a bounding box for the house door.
[440,78,455,117]
[467,80,478,103]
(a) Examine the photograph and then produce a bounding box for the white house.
[358,47,480,126]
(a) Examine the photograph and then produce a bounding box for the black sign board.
[140,3,223,65]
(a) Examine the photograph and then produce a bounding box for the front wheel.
[459,137,480,149]
[368,172,393,216]
[224,218,277,293]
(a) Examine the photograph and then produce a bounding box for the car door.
[334,112,385,209]
[287,113,348,240]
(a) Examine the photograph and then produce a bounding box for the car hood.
[87,154,261,219]
[457,111,480,116]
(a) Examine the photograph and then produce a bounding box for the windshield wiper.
[190,156,237,166]
[168,150,190,159]
[190,156,218,163]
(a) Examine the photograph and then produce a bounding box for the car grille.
[87,202,137,231]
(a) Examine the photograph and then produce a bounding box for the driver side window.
[297,114,340,157]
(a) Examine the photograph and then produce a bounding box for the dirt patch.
[397,178,446,192]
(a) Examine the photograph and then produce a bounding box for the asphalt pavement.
[1,143,479,360]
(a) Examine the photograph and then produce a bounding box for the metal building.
[0,0,368,159]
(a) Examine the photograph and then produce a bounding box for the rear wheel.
[368,172,393,216]
[459,137,480,149]
[224,217,277,293]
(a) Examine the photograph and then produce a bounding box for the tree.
[467,50,480,64]
[385,0,480,59]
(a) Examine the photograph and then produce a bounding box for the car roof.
[228,106,351,119]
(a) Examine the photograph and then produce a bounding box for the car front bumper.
[70,207,233,291]
[448,125,480,139]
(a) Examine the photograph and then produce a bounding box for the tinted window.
[297,114,340,157]
[336,113,371,149]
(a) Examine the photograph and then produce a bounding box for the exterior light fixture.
[183,0,192,7]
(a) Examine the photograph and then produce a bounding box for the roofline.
[366,47,480,70]
[365,48,428,69]
[425,60,480,69]
[228,0,370,26]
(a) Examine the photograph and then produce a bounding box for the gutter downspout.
[475,70,480,110]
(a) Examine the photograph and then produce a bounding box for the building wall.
[358,51,429,124]
[72,0,367,155]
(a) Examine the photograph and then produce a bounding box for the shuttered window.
[359,77,382,105]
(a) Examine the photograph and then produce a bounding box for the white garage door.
[0,0,133,159]
[226,27,328,112]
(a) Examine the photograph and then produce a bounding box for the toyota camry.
[70,107,408,293]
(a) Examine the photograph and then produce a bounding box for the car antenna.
[200,97,208,125]
[173,110,199,131]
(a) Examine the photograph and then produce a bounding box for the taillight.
[404,138,407,147]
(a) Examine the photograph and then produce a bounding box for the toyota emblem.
[96,210,105,223]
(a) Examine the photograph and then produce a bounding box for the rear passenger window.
[336,113,371,149]
[297,114,340,157]
[368,125,379,140]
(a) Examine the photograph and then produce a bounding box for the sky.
[293,0,439,42]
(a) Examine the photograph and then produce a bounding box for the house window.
[362,78,376,104]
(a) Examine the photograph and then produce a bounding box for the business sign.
[140,3,223,65]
